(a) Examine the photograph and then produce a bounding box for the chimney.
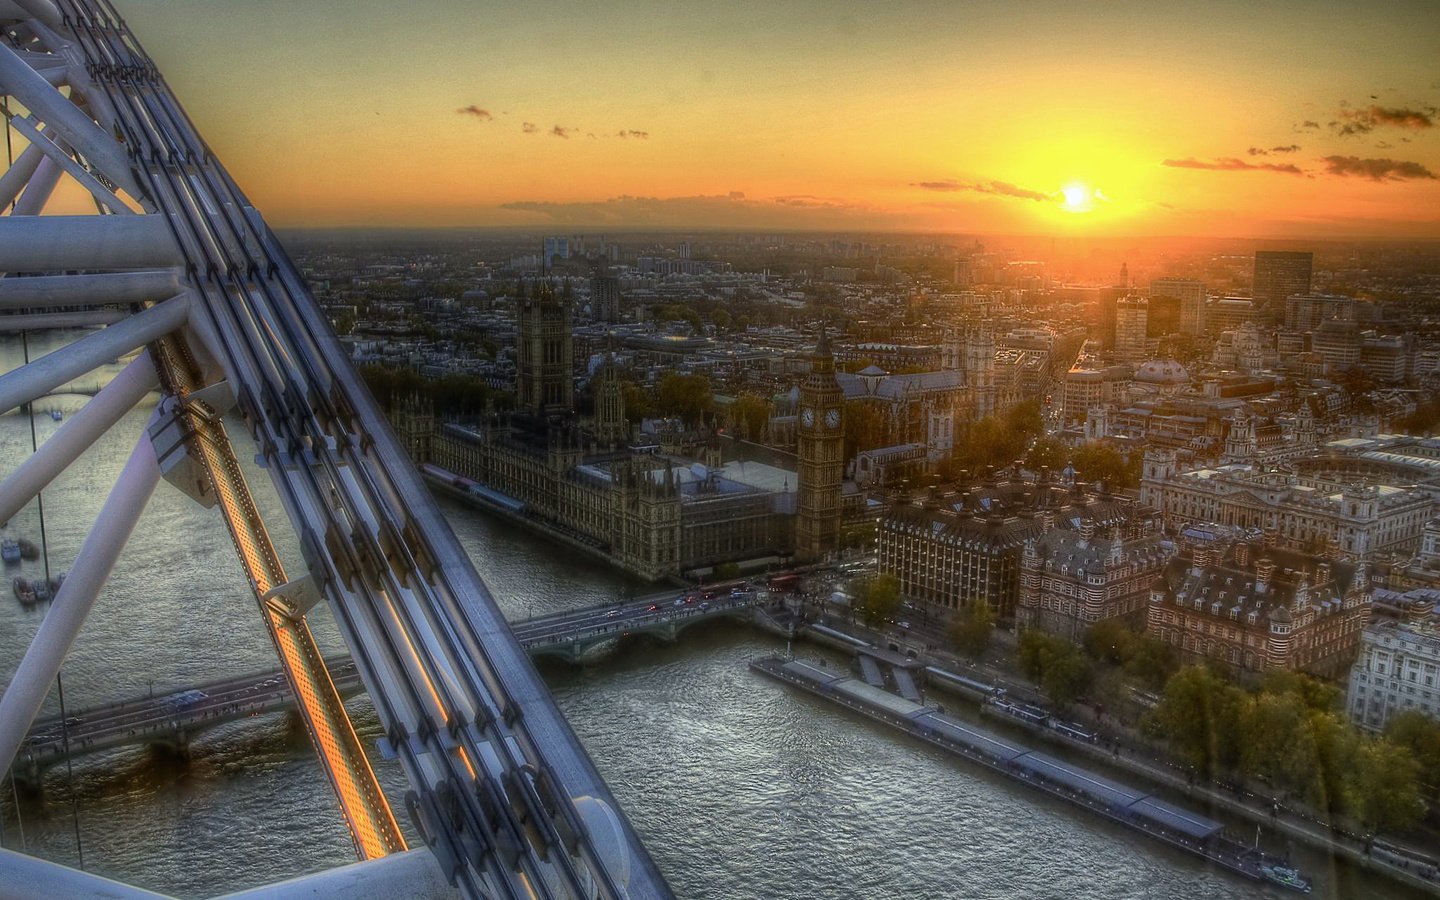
[1234,542,1251,569]
[1255,557,1276,594]
[1078,519,1096,547]
[1316,561,1331,585]
[1190,545,1210,575]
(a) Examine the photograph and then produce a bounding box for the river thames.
[0,332,1425,899]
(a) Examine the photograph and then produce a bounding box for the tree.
[1122,635,1176,691]
[1239,691,1305,784]
[655,372,714,425]
[729,393,771,441]
[948,602,994,661]
[854,573,902,627]
[1016,631,1092,706]
[1386,711,1440,800]
[1347,738,1425,834]
[713,562,741,581]
[1024,438,1069,474]
[1151,666,1248,776]
[1070,442,1137,490]
[711,308,733,331]
[1082,620,1135,666]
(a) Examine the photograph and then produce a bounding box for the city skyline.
[74,0,1440,238]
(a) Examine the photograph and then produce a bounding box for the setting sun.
[1061,182,1094,213]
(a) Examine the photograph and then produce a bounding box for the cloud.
[1300,120,1320,130]
[1333,105,1434,136]
[616,129,649,139]
[521,122,538,134]
[1247,147,1269,156]
[1322,155,1437,181]
[1368,106,1434,128]
[910,179,1054,201]
[551,125,573,139]
[1162,157,1304,175]
[1270,144,1301,153]
[456,105,493,120]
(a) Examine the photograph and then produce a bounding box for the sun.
[1060,181,1095,213]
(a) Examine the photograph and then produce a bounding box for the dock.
[751,655,1305,890]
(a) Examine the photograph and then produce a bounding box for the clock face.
[800,407,815,428]
[825,408,841,429]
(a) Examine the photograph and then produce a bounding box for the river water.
[0,331,1423,899]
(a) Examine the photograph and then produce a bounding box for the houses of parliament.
[391,282,845,581]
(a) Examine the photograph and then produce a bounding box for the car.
[647,604,659,612]
[674,597,686,607]
[898,621,910,629]
[604,609,620,618]
[699,601,711,611]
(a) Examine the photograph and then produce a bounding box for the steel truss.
[0,1,668,896]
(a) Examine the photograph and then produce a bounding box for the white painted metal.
[0,141,45,210]
[0,350,155,526]
[0,270,183,310]
[0,292,186,413]
[11,0,62,29]
[0,37,141,200]
[8,114,134,214]
[0,849,176,900]
[212,849,455,900]
[0,215,184,272]
[11,153,61,216]
[0,308,129,331]
[0,426,161,776]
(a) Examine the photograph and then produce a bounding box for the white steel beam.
[212,849,454,900]
[0,308,130,331]
[11,153,62,216]
[0,426,161,776]
[0,849,175,900]
[0,293,185,413]
[0,214,183,272]
[0,38,141,200]
[12,0,62,29]
[0,141,46,210]
[0,269,183,310]
[9,114,134,214]
[0,350,156,526]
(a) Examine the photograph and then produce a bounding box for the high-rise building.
[1283,293,1354,332]
[795,332,845,561]
[516,282,573,415]
[590,273,621,323]
[543,235,570,267]
[1150,277,1206,336]
[1114,296,1149,360]
[1253,250,1312,314]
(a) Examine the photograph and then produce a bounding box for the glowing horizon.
[71,1,1440,238]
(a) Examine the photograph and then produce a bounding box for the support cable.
[20,329,84,869]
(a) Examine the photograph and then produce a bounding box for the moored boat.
[1,539,19,564]
[17,538,39,560]
[13,577,37,606]
[1261,863,1312,894]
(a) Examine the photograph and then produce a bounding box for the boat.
[1260,864,1312,894]
[32,580,49,602]
[13,577,37,606]
[1,539,19,565]
[49,408,62,421]
[17,538,39,560]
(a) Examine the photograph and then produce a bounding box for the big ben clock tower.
[796,330,844,561]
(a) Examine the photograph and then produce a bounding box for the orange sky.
[83,1,1440,236]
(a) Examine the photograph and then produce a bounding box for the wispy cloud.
[456,105,493,120]
[910,179,1054,202]
[1333,105,1435,137]
[521,122,538,134]
[1162,157,1305,175]
[550,125,573,139]
[617,130,650,139]
[1247,144,1302,156]
[1322,155,1437,181]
